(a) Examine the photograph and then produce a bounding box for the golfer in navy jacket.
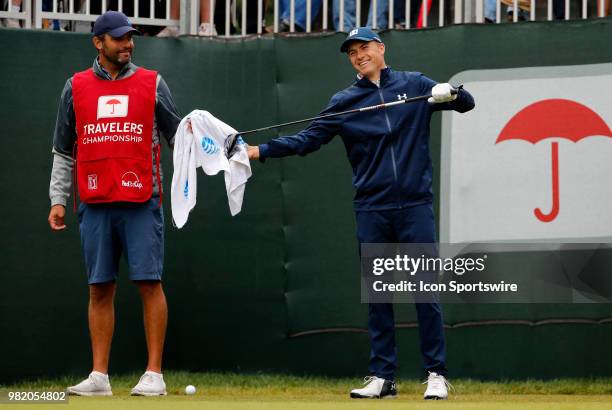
[247,28,474,400]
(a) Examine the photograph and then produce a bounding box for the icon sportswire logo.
[201,136,219,155]
[97,95,129,119]
[121,171,143,189]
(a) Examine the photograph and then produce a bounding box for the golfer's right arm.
[249,94,343,161]
[48,79,76,231]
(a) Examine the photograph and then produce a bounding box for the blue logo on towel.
[236,136,245,145]
[183,181,189,198]
[201,136,219,155]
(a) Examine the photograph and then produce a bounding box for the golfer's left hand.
[247,145,260,160]
[428,83,457,103]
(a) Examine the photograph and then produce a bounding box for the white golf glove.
[427,83,457,103]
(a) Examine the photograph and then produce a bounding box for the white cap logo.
[97,95,129,119]
[350,28,359,36]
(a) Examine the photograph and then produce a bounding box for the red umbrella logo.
[496,99,612,223]
[106,98,121,114]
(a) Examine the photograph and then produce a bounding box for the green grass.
[2,372,612,409]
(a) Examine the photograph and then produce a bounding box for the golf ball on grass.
[185,385,196,395]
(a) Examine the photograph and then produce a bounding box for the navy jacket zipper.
[378,87,401,208]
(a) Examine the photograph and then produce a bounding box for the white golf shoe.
[350,376,397,399]
[130,371,167,396]
[67,371,113,396]
[423,372,453,400]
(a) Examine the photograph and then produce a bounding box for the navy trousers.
[356,203,448,381]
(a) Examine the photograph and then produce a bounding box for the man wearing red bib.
[47,11,181,396]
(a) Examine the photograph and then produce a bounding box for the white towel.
[171,110,251,228]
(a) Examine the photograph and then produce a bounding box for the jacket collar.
[355,66,392,88]
[93,57,138,80]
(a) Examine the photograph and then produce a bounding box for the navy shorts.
[77,198,164,284]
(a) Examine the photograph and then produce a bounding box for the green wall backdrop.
[1,19,612,384]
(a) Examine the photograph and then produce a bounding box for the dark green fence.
[1,18,612,384]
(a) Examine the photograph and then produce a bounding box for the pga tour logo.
[87,174,98,190]
[97,95,129,119]
[121,171,143,189]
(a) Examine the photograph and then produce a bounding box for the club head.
[224,133,244,159]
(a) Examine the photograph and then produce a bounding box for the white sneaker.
[198,22,217,36]
[130,371,167,396]
[350,376,397,399]
[4,18,21,28]
[156,26,180,37]
[67,371,113,396]
[423,372,453,400]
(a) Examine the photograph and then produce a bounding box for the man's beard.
[103,49,131,66]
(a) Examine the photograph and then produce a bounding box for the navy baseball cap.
[93,11,140,37]
[340,27,382,53]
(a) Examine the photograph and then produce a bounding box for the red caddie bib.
[72,67,157,203]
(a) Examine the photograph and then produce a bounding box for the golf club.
[224,85,463,158]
